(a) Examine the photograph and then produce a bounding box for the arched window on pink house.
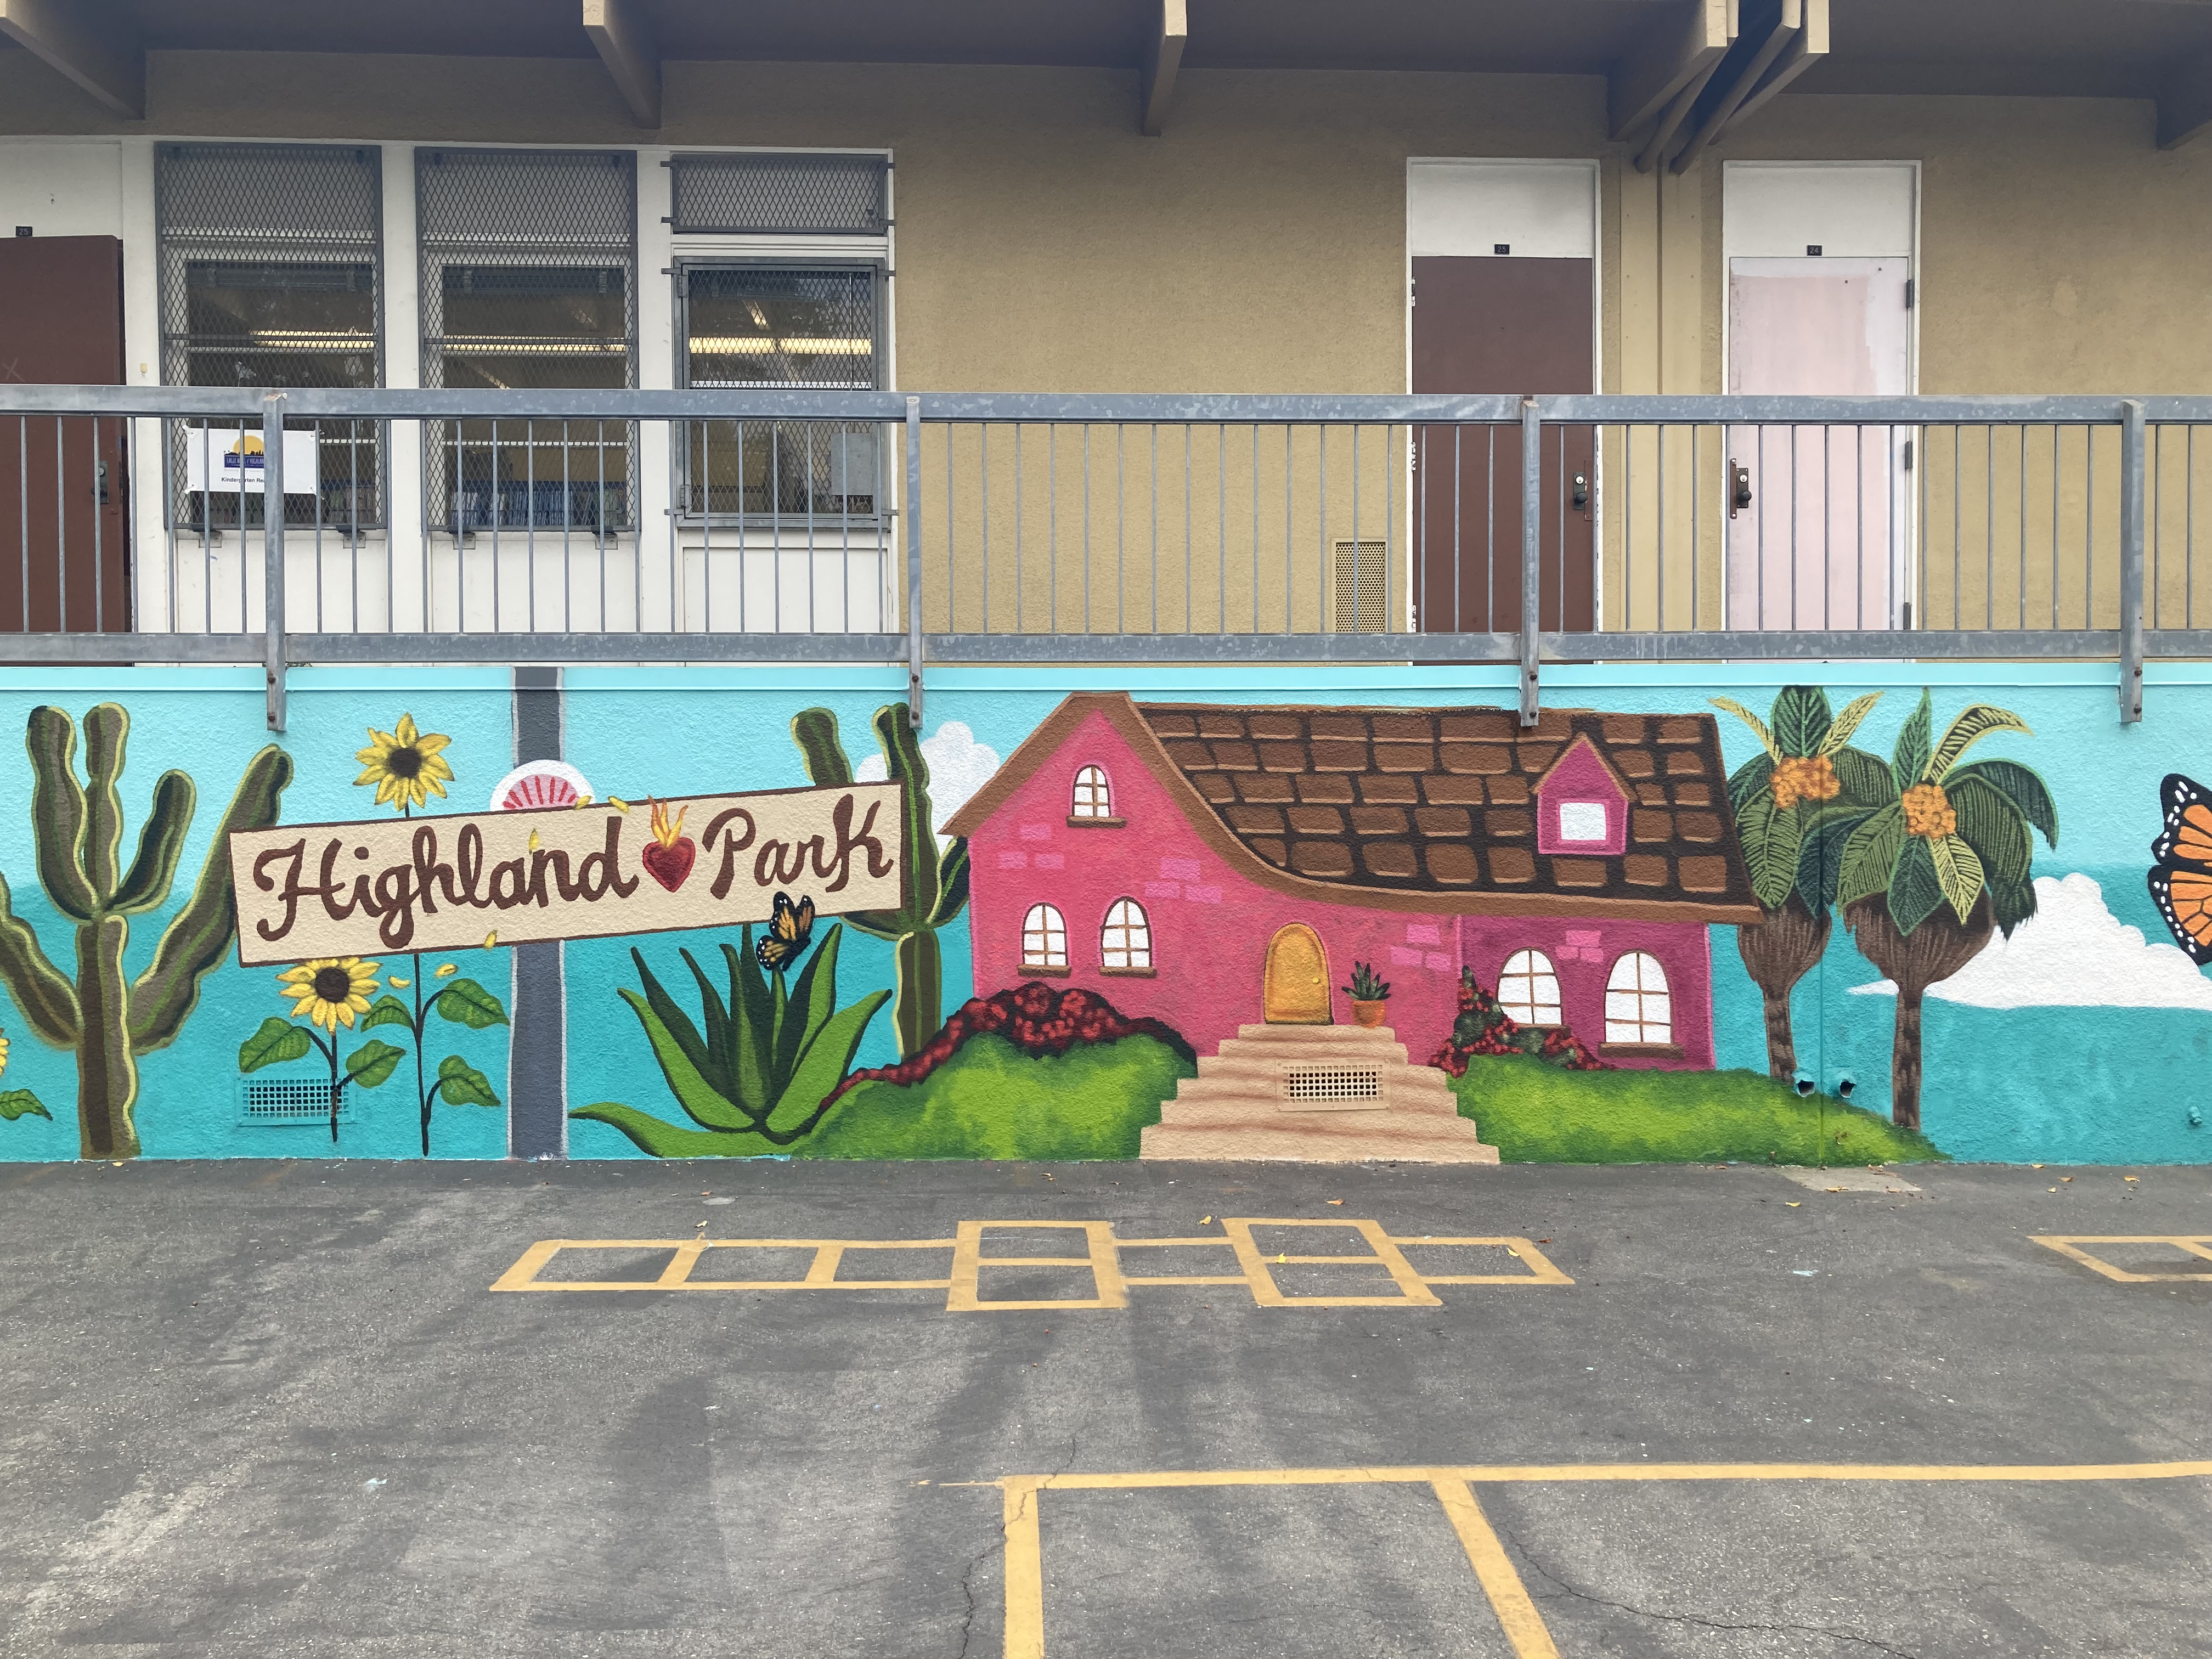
[1022,903,1069,972]
[1605,952,1672,1045]
[1101,898,1153,972]
[1499,949,1562,1027]
[1070,765,1113,819]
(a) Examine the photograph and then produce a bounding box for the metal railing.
[0,385,2198,731]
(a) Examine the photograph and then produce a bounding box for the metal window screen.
[157,143,385,530]
[669,153,887,236]
[418,150,637,533]
[679,264,881,522]
[1333,539,1387,632]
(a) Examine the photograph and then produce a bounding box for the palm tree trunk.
[1844,894,1993,1135]
[1735,893,1831,1082]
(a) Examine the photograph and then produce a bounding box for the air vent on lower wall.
[1332,539,1387,633]
[237,1076,353,1126]
[1284,1068,1381,1103]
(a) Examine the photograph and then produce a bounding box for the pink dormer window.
[1534,735,1629,855]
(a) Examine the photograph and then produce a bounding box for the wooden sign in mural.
[228,782,907,966]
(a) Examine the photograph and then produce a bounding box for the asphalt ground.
[2,1156,2208,1659]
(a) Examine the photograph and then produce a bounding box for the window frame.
[1020,902,1070,975]
[1603,950,1674,1048]
[1498,948,1563,1029]
[1100,897,1155,975]
[1068,764,1121,825]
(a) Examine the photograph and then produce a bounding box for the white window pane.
[1557,800,1609,842]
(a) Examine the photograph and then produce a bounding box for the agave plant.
[572,921,890,1156]
[1834,689,2057,1131]
[1712,686,1888,1082]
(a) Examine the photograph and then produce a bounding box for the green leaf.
[789,707,856,788]
[1989,874,2038,936]
[1771,685,1832,759]
[110,770,196,915]
[1930,703,2034,780]
[0,1088,53,1121]
[1887,834,1947,936]
[567,1101,776,1158]
[616,986,752,1131]
[722,932,776,1108]
[1948,758,2057,849]
[873,704,941,929]
[1928,833,1987,924]
[1836,803,1905,910]
[25,705,98,923]
[239,1015,314,1074]
[431,977,509,1030]
[630,948,725,1098]
[342,1037,405,1090]
[929,839,970,930]
[678,949,731,1081]
[1892,688,1933,790]
[1829,746,1899,809]
[1797,808,1872,912]
[765,987,893,1140]
[1735,790,1802,911]
[1949,775,2033,885]
[1817,691,1884,758]
[0,869,81,1046]
[776,922,845,1085]
[1726,754,1776,817]
[1710,696,1781,761]
[360,995,415,1031]
[434,1053,501,1109]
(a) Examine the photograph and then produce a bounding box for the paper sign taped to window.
[229,782,907,965]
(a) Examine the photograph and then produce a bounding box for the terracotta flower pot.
[1351,998,1389,1028]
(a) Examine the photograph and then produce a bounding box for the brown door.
[0,236,131,633]
[1410,256,1593,631]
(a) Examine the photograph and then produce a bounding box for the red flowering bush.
[823,981,1194,1108]
[1429,967,1608,1076]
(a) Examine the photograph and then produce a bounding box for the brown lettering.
[703,806,757,900]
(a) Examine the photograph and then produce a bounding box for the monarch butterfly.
[755,891,816,972]
[2149,774,2212,964]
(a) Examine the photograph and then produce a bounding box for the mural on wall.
[0,703,292,1158]
[238,715,510,1150]
[2148,772,2212,964]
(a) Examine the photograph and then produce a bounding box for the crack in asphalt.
[956,1433,1079,1659]
[1498,1519,1922,1659]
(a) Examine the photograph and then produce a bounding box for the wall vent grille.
[1284,1068,1382,1103]
[1332,539,1387,633]
[237,1077,354,1126]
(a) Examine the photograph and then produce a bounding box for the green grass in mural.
[800,1033,1192,1161]
[1450,1057,1946,1165]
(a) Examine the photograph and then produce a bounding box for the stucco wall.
[5,52,2207,398]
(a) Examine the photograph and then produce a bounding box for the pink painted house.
[942,694,1760,1069]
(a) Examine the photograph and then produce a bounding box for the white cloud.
[855,720,1001,839]
[1847,872,2212,1011]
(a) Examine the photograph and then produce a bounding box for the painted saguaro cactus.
[791,706,969,1059]
[0,704,293,1158]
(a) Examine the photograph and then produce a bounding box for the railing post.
[261,391,287,733]
[905,394,924,729]
[1519,394,1543,727]
[2119,398,2146,725]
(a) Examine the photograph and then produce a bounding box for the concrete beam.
[0,0,143,119]
[2158,49,2212,149]
[1140,0,1187,137]
[583,0,661,129]
[1669,0,1798,174]
[1610,0,1735,143]
[1722,0,1829,137]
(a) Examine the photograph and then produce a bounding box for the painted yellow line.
[1431,1478,1561,1659]
[2032,1234,2212,1283]
[990,1458,2212,1659]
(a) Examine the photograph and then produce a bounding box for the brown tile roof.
[1132,702,1757,915]
[940,692,1762,923]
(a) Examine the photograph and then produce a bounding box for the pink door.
[1726,258,1911,630]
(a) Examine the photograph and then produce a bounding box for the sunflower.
[355,714,454,812]
[0,1029,9,1079]
[277,957,381,1033]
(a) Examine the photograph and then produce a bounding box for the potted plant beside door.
[1342,962,1392,1028]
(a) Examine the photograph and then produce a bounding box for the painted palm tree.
[1712,686,1889,1081]
[1835,690,2057,1131]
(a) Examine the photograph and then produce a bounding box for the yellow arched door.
[1263,923,1332,1024]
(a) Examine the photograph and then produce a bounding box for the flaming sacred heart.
[641,798,696,891]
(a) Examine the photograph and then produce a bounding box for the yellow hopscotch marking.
[2032,1234,2212,1283]
[990,1459,2212,1659]
[489,1220,1570,1308]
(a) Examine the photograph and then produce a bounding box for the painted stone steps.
[1141,1022,1499,1164]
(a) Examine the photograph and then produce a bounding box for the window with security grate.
[677,263,882,522]
[156,143,385,531]
[669,153,887,236]
[1333,539,1388,632]
[417,149,638,535]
